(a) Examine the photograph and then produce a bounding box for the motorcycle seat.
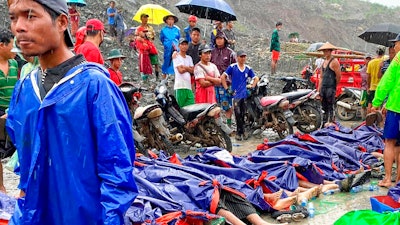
[280,89,313,101]
[180,103,214,121]
[260,95,286,107]
[134,104,162,120]
[279,76,308,82]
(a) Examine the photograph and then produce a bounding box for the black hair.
[110,1,115,4]
[192,27,201,33]
[276,21,282,26]
[86,30,101,37]
[0,28,14,44]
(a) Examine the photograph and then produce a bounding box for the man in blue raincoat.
[7,0,138,224]
[160,14,180,77]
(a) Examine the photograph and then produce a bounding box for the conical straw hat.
[317,42,337,51]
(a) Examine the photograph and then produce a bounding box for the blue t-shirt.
[107,7,116,25]
[224,63,255,99]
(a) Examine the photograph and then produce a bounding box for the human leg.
[380,139,396,187]
[0,164,5,193]
[233,99,245,137]
[247,213,288,225]
[217,209,246,225]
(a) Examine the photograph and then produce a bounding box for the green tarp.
[334,210,400,225]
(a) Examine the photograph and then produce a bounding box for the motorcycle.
[245,75,295,139]
[155,80,233,152]
[280,89,322,133]
[336,87,363,121]
[119,83,180,156]
[274,76,323,133]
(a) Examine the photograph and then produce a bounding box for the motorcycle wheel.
[275,112,294,139]
[296,104,322,133]
[203,120,233,152]
[134,140,148,157]
[336,97,357,121]
[161,135,175,156]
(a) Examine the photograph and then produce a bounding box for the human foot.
[264,189,283,205]
[378,179,392,188]
[321,183,339,193]
[273,195,297,211]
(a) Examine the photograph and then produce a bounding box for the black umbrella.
[175,0,237,22]
[358,23,400,47]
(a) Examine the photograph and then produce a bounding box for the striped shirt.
[0,59,18,109]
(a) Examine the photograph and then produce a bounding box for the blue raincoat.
[160,25,180,75]
[6,63,138,225]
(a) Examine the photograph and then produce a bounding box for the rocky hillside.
[2,0,399,81]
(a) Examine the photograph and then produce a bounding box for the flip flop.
[276,214,292,223]
[292,212,306,222]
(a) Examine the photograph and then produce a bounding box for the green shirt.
[0,59,18,109]
[372,51,400,113]
[270,28,280,52]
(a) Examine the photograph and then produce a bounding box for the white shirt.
[194,62,220,80]
[173,54,194,90]
[315,58,324,69]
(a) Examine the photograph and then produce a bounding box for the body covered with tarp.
[6,63,138,225]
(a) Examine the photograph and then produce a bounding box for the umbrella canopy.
[133,4,174,25]
[125,27,137,37]
[175,0,236,22]
[67,0,86,7]
[358,23,400,47]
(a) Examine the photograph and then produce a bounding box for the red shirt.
[76,41,104,65]
[108,68,123,85]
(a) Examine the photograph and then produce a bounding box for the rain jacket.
[160,25,180,75]
[372,52,400,113]
[6,63,138,225]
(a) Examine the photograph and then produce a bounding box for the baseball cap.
[86,19,106,33]
[389,33,400,42]
[198,44,212,54]
[140,13,149,18]
[34,0,74,48]
[188,15,197,22]
[237,50,247,57]
[179,38,188,44]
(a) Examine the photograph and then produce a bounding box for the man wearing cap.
[270,21,282,75]
[173,38,195,107]
[136,13,160,79]
[371,34,400,187]
[107,1,117,38]
[75,19,105,65]
[184,15,198,43]
[160,15,180,77]
[0,28,18,193]
[211,32,236,127]
[194,44,221,103]
[317,42,341,125]
[8,1,137,224]
[107,49,125,85]
[222,50,258,141]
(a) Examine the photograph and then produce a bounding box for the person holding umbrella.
[160,14,180,78]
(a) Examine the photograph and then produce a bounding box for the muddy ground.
[1,120,388,225]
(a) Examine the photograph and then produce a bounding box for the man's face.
[277,25,282,31]
[395,41,400,55]
[179,42,188,52]
[191,30,200,44]
[166,17,175,26]
[322,49,332,57]
[9,0,64,57]
[237,55,246,64]
[215,37,225,47]
[110,2,115,8]
[141,16,148,24]
[0,39,16,60]
[227,22,233,29]
[200,51,211,62]
[111,58,122,69]
[189,20,196,27]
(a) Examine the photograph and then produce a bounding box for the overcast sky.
[366,0,400,7]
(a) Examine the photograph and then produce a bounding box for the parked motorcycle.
[119,83,180,156]
[245,75,295,139]
[274,76,323,133]
[155,80,233,152]
[336,87,363,121]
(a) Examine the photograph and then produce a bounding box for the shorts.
[175,89,195,107]
[216,190,257,220]
[215,86,232,111]
[383,110,400,140]
[272,50,280,61]
[360,90,368,107]
[149,54,159,65]
[367,90,375,104]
